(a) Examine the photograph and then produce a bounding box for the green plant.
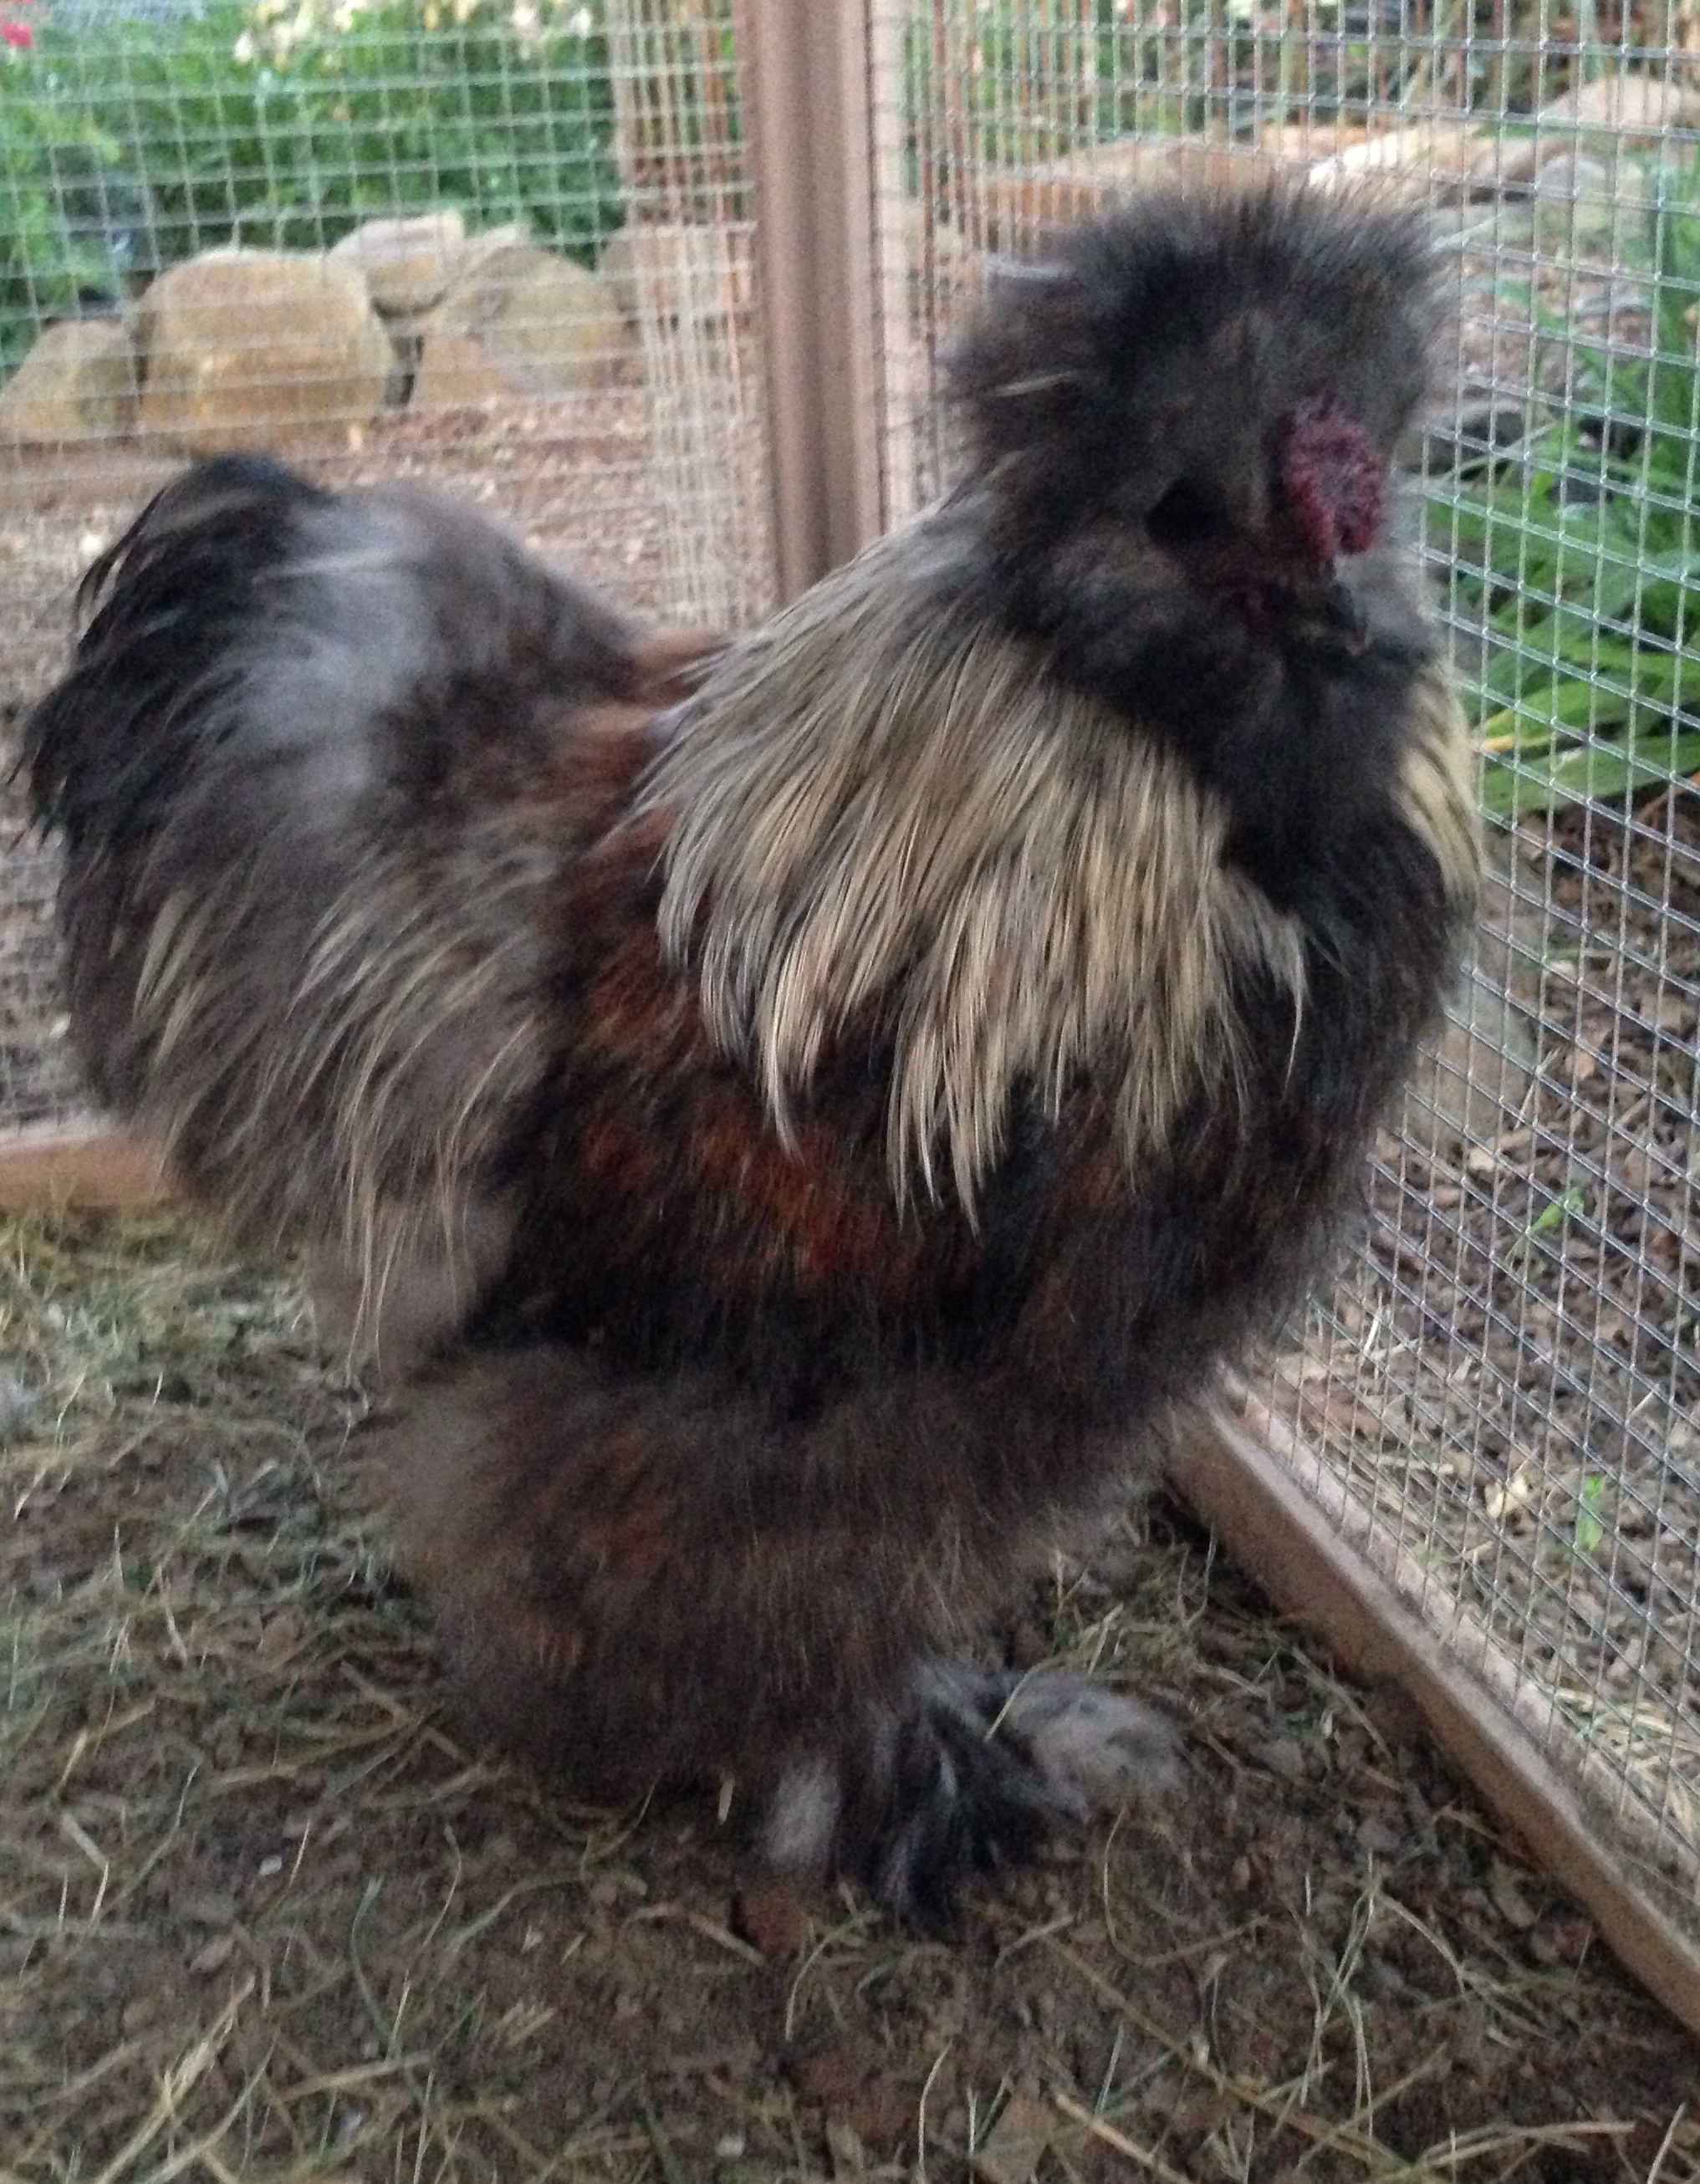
[1574,1473,1607,1557]
[0,95,134,362]
[1428,158,1700,821]
[1506,1183,1591,1266]
[222,0,622,256]
[0,0,621,371]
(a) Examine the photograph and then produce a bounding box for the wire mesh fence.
[0,0,772,1133]
[865,0,1700,1947]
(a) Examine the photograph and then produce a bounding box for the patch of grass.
[1430,158,1700,823]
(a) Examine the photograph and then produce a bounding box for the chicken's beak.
[1277,562,1370,656]
[1197,538,1372,654]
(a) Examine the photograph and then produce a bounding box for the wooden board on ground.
[0,1121,172,1209]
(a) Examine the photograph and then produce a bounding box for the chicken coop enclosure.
[2,0,1698,2040]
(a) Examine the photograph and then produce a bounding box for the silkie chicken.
[23,182,1479,1925]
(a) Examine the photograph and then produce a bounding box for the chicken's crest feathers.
[950,181,1438,554]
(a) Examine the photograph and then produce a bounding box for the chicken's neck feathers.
[642,513,1345,1218]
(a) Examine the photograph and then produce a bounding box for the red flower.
[1,0,33,51]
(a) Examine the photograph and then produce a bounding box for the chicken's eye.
[1145,479,1225,549]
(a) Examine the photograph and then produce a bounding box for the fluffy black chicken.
[24,183,1479,1924]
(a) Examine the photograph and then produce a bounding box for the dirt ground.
[2,1208,1697,2184]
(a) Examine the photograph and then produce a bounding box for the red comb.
[1278,395,1385,564]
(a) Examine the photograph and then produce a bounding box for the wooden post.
[734,0,885,598]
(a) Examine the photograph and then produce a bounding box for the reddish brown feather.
[553,813,975,1318]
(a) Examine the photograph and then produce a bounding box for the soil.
[2,1209,1697,2183]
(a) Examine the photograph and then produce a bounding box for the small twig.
[84,1980,256,2184]
[638,2093,692,2184]
[916,2041,952,2184]
[1645,2103,1688,2184]
[625,1900,766,1966]
[1052,2090,1194,2184]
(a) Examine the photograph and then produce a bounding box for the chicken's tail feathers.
[25,452,665,877]
[21,457,680,1361]
[74,450,325,625]
[23,456,332,857]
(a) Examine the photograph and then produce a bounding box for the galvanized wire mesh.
[867,0,1700,1941]
[0,0,772,1135]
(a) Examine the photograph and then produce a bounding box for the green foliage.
[0,0,621,371]
[900,0,1218,188]
[1574,1473,1607,1558]
[1505,1182,1591,1269]
[0,92,133,354]
[1429,160,1700,822]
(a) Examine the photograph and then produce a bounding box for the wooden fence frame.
[0,1120,170,1209]
[731,0,886,597]
[1170,1411,1700,2039]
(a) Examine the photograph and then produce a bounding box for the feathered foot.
[763,1663,1179,1928]
[375,1346,1178,1927]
